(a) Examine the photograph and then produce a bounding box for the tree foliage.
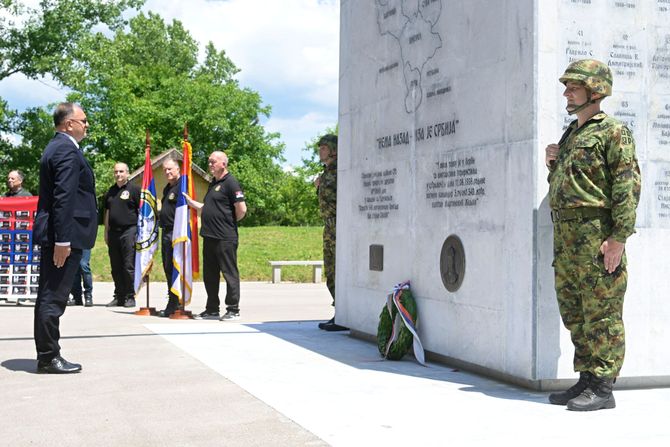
[0,0,145,82]
[1,0,144,194]
[59,12,288,224]
[0,2,328,226]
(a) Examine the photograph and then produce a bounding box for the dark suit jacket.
[33,133,98,250]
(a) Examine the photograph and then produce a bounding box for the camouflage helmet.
[559,59,613,97]
[318,134,337,153]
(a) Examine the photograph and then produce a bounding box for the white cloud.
[1,132,22,146]
[0,73,67,110]
[264,111,336,166]
[0,0,341,168]
[142,0,339,106]
[141,0,340,165]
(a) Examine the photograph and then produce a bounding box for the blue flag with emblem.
[134,133,159,294]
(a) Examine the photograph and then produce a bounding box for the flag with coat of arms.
[134,132,159,294]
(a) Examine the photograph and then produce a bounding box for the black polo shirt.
[104,181,140,228]
[200,173,245,241]
[159,180,180,230]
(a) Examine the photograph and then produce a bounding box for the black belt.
[551,207,609,223]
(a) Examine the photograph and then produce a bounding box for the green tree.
[1,0,144,194]
[0,0,145,82]
[300,125,338,178]
[0,99,16,193]
[3,106,52,194]
[63,12,287,224]
[269,126,339,226]
[3,103,121,200]
[0,4,326,226]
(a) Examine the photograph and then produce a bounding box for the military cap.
[559,59,613,97]
[318,134,338,152]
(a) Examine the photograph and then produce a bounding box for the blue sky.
[0,0,340,167]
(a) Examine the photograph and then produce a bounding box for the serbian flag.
[170,137,199,305]
[184,139,200,279]
[134,137,159,295]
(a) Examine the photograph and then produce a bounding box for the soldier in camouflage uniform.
[545,59,641,411]
[316,134,348,332]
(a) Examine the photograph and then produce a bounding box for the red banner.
[0,196,40,302]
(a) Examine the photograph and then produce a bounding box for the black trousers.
[203,237,240,313]
[34,246,82,362]
[161,229,179,311]
[108,226,136,301]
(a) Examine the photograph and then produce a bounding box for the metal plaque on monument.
[337,0,670,388]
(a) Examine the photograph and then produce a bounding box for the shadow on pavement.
[2,358,37,373]
[0,320,550,404]
[244,321,549,405]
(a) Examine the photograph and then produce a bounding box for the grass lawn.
[90,225,324,283]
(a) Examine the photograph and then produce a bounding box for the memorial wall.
[338,0,670,388]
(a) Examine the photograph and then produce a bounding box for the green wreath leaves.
[377,288,418,360]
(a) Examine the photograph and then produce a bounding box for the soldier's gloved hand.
[545,144,559,168]
[599,237,625,273]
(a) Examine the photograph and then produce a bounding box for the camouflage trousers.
[323,223,336,305]
[553,216,627,379]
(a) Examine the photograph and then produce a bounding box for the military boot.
[566,376,615,411]
[548,371,592,405]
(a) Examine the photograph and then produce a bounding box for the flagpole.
[135,129,157,316]
[181,124,187,310]
[170,124,193,320]
[168,242,191,319]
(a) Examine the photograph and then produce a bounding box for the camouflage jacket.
[548,112,641,242]
[318,160,337,226]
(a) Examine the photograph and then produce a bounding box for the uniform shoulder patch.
[620,126,633,145]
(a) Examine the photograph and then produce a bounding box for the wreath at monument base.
[377,283,419,361]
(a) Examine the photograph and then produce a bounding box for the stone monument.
[337,0,670,388]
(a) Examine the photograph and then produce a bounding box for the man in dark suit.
[33,102,98,374]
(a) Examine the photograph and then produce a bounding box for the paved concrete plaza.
[1,282,669,446]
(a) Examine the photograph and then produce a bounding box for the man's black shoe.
[67,297,83,306]
[84,297,93,307]
[37,356,82,374]
[318,318,335,330]
[322,321,349,332]
[158,309,175,318]
[123,298,136,308]
[220,311,240,321]
[549,371,592,405]
[567,376,616,411]
[194,310,220,320]
[106,299,120,307]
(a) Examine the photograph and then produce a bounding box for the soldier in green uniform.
[316,134,348,332]
[545,59,641,411]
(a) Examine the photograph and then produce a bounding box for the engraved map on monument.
[376,0,443,113]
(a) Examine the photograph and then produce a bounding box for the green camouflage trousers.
[323,223,336,305]
[553,216,627,379]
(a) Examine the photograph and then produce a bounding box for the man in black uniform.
[184,151,246,321]
[158,158,181,317]
[104,162,140,308]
